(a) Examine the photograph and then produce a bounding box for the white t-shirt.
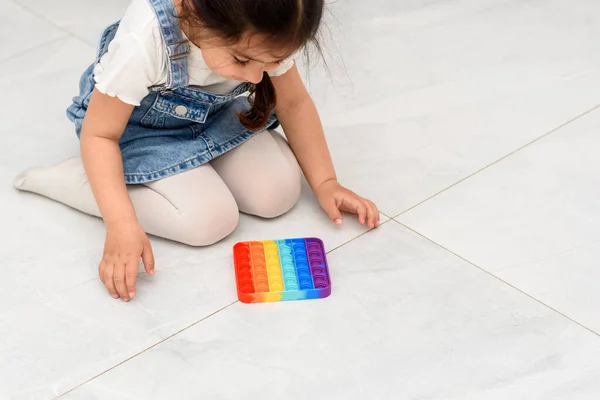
[93,0,295,106]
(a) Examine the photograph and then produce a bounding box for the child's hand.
[315,179,380,229]
[99,220,155,301]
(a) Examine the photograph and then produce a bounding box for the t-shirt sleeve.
[93,0,163,106]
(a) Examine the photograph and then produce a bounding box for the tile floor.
[1,0,599,398]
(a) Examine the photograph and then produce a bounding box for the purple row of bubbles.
[305,239,330,289]
[291,239,313,290]
[277,240,299,291]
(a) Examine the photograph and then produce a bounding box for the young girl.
[14,0,379,302]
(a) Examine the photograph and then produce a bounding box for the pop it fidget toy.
[233,237,331,303]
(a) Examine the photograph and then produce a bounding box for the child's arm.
[272,66,380,229]
[81,88,155,301]
[81,89,136,226]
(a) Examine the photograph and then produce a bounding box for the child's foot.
[13,157,99,215]
[14,157,86,193]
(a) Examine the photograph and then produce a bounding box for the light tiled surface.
[1,0,600,398]
[0,0,67,63]
[398,107,600,332]
[315,0,600,215]
[13,0,127,45]
[63,224,600,400]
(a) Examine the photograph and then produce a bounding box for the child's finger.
[125,259,138,300]
[355,199,368,225]
[142,241,155,276]
[365,199,377,229]
[373,202,381,226]
[113,262,129,301]
[322,198,343,225]
[98,260,106,284]
[369,200,380,227]
[104,264,119,299]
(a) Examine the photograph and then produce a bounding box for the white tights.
[13,130,302,246]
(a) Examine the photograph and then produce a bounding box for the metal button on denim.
[174,105,188,115]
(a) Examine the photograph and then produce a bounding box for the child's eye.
[233,57,249,66]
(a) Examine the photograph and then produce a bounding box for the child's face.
[199,33,292,83]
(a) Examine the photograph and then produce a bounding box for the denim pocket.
[140,91,212,129]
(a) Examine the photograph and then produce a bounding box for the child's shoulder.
[119,0,161,34]
[108,0,165,62]
[93,0,169,105]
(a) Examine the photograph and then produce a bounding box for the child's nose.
[247,75,262,84]
[246,69,264,84]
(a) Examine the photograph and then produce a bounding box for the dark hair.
[181,0,324,130]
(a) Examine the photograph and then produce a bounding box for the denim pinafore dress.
[66,0,279,184]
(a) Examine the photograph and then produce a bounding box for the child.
[14,0,380,301]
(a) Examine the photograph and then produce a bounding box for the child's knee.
[178,196,240,247]
[250,162,302,218]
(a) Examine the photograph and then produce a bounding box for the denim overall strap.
[147,0,190,89]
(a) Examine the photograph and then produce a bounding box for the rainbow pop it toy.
[233,238,331,303]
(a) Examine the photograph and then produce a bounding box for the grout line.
[325,216,394,254]
[391,219,600,339]
[391,103,600,220]
[53,301,238,399]
[380,211,393,220]
[54,218,394,396]
[50,104,599,394]
[50,215,600,397]
[12,1,97,47]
